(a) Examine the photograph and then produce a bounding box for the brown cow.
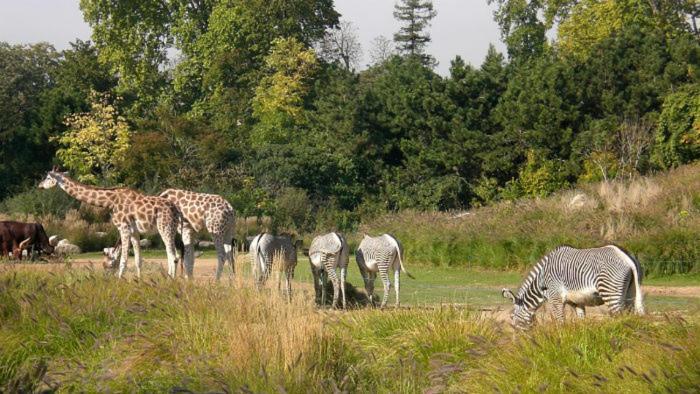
[0,221,55,260]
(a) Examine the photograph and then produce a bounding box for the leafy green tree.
[251,37,318,147]
[55,91,131,183]
[652,85,700,168]
[393,0,437,67]
[0,43,60,199]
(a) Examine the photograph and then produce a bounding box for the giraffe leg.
[157,214,178,279]
[575,305,586,319]
[394,267,401,308]
[222,224,235,279]
[129,232,142,279]
[379,266,391,309]
[340,266,347,309]
[213,233,226,281]
[181,223,195,279]
[117,226,131,279]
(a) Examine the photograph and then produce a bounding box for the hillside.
[360,163,700,275]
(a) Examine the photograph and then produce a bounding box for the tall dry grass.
[0,266,698,392]
[360,163,700,275]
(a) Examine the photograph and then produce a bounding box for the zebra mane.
[607,243,644,281]
[515,253,549,301]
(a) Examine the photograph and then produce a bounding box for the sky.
[0,0,506,75]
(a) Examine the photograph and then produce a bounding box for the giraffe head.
[38,166,68,189]
[502,288,535,329]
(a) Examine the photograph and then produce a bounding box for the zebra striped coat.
[355,233,414,308]
[251,233,298,299]
[309,232,349,309]
[502,245,644,328]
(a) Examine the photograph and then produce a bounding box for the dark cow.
[0,221,55,260]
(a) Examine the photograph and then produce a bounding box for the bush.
[0,188,77,218]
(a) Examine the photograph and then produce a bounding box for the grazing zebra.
[251,233,298,299]
[502,245,645,329]
[355,233,414,308]
[309,232,350,309]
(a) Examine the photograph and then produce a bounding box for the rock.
[198,241,215,249]
[139,238,152,248]
[49,235,60,246]
[55,242,81,255]
[194,251,204,258]
[57,239,71,247]
[95,232,107,238]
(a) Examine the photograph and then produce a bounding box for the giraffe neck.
[57,175,118,208]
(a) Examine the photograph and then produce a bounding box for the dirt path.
[6,257,700,300]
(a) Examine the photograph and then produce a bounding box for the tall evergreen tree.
[393,0,437,67]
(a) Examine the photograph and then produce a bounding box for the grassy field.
[0,263,698,393]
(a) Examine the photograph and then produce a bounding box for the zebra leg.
[379,266,391,309]
[285,265,293,301]
[340,266,347,309]
[325,261,340,309]
[549,295,565,323]
[394,268,400,308]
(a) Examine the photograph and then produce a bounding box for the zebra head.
[502,288,535,329]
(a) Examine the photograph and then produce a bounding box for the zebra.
[355,233,414,308]
[502,245,645,329]
[309,232,350,309]
[250,233,298,300]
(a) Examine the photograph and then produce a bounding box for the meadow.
[0,255,698,393]
[1,165,699,392]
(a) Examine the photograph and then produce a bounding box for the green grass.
[0,266,698,393]
[63,252,700,311]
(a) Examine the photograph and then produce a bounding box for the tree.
[393,0,437,67]
[652,85,700,169]
[368,35,396,65]
[251,37,318,147]
[0,43,60,199]
[317,20,362,70]
[55,91,131,184]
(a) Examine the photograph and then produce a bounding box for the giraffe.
[159,189,236,280]
[38,168,182,278]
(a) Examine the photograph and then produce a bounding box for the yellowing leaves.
[251,37,318,146]
[54,91,132,183]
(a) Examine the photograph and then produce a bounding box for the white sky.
[0,0,506,75]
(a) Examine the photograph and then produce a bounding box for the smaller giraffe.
[38,168,182,278]
[159,189,236,280]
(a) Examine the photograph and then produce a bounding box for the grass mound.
[360,163,700,275]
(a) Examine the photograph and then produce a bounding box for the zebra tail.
[631,258,645,315]
[397,246,415,279]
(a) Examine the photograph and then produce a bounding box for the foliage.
[652,84,700,169]
[393,0,437,66]
[251,37,318,146]
[54,91,131,184]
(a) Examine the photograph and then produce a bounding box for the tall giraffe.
[159,189,235,280]
[38,168,181,278]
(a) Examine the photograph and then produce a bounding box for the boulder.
[139,238,152,248]
[55,242,81,255]
[198,241,215,249]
